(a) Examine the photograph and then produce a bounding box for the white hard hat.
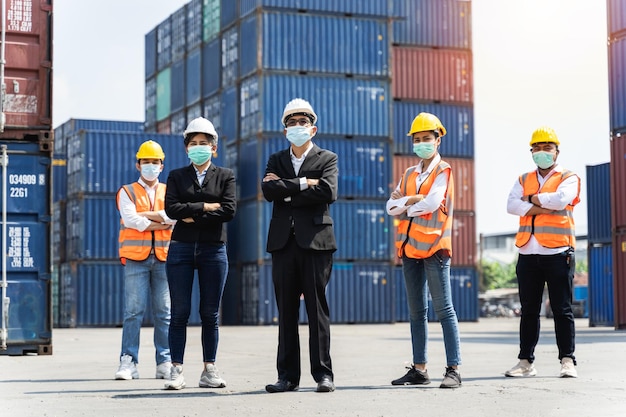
[183,117,218,143]
[281,98,317,127]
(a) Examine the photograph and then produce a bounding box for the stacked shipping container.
[52,120,209,327]
[146,0,477,324]
[1,0,53,356]
[607,0,626,329]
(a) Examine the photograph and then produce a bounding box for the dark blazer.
[261,144,338,252]
[165,163,236,243]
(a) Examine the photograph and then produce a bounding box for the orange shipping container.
[1,0,53,141]
[391,46,473,103]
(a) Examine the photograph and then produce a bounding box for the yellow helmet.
[407,112,447,137]
[136,140,165,160]
[530,126,560,146]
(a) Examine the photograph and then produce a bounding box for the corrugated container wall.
[392,47,473,103]
[186,47,202,106]
[221,26,239,88]
[239,12,390,78]
[239,74,390,138]
[221,0,238,29]
[156,16,172,71]
[392,0,472,49]
[203,0,221,42]
[186,0,203,51]
[1,0,53,140]
[610,136,626,228]
[608,36,626,134]
[586,163,612,244]
[608,0,626,38]
[392,101,473,157]
[239,0,392,18]
[0,141,52,354]
[145,28,157,79]
[202,38,221,98]
[588,244,615,327]
[612,230,626,329]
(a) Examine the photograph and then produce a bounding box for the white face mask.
[140,163,161,181]
[286,126,313,147]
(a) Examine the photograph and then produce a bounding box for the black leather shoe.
[265,380,299,393]
[315,376,335,393]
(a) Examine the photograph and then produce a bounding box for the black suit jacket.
[261,144,338,252]
[165,163,236,243]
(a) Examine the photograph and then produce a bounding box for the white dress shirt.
[118,178,174,232]
[284,142,314,202]
[506,164,579,255]
[386,154,450,217]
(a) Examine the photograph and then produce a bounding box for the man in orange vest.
[386,112,462,389]
[505,126,581,379]
[114,140,175,380]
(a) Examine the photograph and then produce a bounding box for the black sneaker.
[439,367,461,388]
[391,366,431,385]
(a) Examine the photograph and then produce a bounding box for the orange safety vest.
[515,170,580,249]
[116,182,172,264]
[395,161,454,259]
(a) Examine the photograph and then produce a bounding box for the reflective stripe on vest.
[117,182,172,263]
[515,170,580,248]
[395,161,454,259]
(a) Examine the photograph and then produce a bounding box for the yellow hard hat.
[407,112,446,137]
[136,140,165,160]
[530,126,560,146]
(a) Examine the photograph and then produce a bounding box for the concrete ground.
[1,318,625,417]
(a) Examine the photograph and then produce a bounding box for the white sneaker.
[504,359,537,377]
[115,354,139,380]
[164,365,186,390]
[560,357,578,378]
[199,363,226,388]
[155,362,172,379]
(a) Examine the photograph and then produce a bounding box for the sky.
[52,0,611,237]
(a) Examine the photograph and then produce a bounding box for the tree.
[479,259,517,291]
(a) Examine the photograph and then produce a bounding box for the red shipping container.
[1,0,53,141]
[391,46,473,103]
[610,135,626,228]
[391,155,475,212]
[611,229,626,329]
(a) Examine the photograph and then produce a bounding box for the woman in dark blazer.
[163,117,236,391]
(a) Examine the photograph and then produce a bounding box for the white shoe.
[156,362,172,379]
[560,357,578,378]
[504,359,537,377]
[199,363,226,388]
[115,354,139,380]
[164,365,186,390]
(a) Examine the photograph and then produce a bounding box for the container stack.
[607,0,626,329]
[145,0,477,324]
[390,0,478,322]
[586,163,614,326]
[52,120,205,327]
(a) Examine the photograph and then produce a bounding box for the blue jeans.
[120,254,171,365]
[166,241,228,364]
[402,251,461,366]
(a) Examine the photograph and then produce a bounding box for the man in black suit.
[262,98,338,393]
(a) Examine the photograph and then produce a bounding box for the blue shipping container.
[221,26,239,88]
[241,262,394,325]
[145,28,158,79]
[52,201,66,264]
[66,194,118,261]
[201,39,221,98]
[145,77,157,131]
[186,47,202,106]
[392,0,472,49]
[239,0,392,18]
[239,12,389,78]
[238,136,392,200]
[393,101,474,157]
[59,261,202,327]
[609,37,626,133]
[240,74,390,138]
[220,0,238,29]
[172,7,187,62]
[394,265,479,322]
[233,199,392,263]
[186,0,203,51]
[220,86,238,145]
[171,60,186,113]
[588,244,615,326]
[65,131,192,196]
[156,17,172,71]
[586,163,612,244]
[0,141,52,354]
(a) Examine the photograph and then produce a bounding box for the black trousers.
[516,250,576,363]
[271,234,334,384]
